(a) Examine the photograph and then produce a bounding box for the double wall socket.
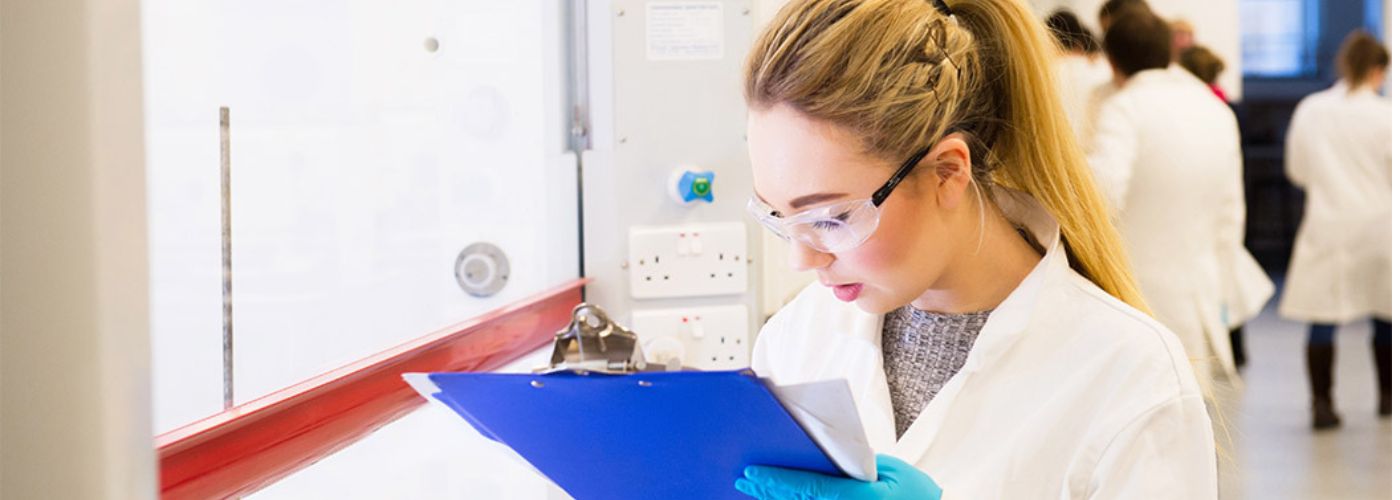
[628,221,748,299]
[630,304,750,370]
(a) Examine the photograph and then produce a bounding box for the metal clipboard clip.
[537,303,677,374]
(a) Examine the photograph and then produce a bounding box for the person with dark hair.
[1097,0,1147,33]
[1335,30,1391,91]
[1047,10,1100,54]
[1169,18,1196,61]
[1048,10,1112,147]
[1077,0,1155,147]
[1087,7,1250,390]
[1175,42,1277,373]
[1282,30,1392,430]
[1179,45,1228,102]
[1101,6,1171,82]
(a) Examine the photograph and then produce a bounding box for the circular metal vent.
[454,242,509,298]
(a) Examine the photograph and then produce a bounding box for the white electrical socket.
[631,304,750,370]
[628,221,748,299]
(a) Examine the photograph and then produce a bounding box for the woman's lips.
[831,283,864,302]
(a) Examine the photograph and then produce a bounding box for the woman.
[1168,18,1195,62]
[1179,45,1230,103]
[1089,8,1264,388]
[734,0,1217,498]
[1176,44,1274,369]
[1282,30,1392,430]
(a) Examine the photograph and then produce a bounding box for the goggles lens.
[746,196,882,253]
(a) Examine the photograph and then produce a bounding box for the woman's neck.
[909,208,1042,314]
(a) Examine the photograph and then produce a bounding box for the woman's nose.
[788,239,834,272]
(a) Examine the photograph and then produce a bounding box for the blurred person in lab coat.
[1086,8,1252,389]
[734,0,1216,498]
[1092,2,1209,103]
[1096,0,1146,34]
[1281,30,1391,430]
[1074,0,1151,146]
[1047,10,1113,148]
[1177,44,1274,368]
[1168,18,1195,61]
[1179,45,1230,104]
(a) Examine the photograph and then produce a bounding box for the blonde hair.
[744,0,1149,312]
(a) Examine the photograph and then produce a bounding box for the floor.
[1215,294,1392,499]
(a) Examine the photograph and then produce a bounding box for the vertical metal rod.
[220,106,235,410]
[566,0,592,295]
[567,0,591,153]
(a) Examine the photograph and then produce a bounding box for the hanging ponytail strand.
[945,0,1148,312]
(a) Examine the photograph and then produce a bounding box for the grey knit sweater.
[881,306,991,438]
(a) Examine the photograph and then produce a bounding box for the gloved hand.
[734,454,942,499]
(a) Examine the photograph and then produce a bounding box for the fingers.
[875,453,913,477]
[743,465,862,498]
[735,478,792,499]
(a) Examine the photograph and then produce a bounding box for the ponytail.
[946,0,1149,312]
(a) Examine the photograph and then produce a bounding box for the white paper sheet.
[765,379,878,482]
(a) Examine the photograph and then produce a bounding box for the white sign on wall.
[646,2,725,61]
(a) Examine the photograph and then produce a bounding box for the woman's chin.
[849,292,899,315]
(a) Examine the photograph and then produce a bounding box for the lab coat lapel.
[845,311,899,452]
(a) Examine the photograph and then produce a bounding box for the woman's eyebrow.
[788,192,848,210]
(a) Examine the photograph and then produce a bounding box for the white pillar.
[0,0,156,498]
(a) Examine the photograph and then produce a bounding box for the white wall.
[0,0,157,497]
[144,1,576,433]
[141,1,577,497]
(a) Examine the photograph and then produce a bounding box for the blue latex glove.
[735,454,942,499]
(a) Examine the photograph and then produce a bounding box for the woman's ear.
[928,135,973,210]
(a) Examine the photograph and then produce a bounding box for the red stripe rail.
[156,278,589,499]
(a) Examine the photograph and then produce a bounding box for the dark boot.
[1308,344,1342,429]
[1230,327,1247,368]
[1373,337,1391,417]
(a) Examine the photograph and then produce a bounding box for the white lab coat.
[752,189,1217,499]
[1086,68,1255,379]
[1079,65,1201,152]
[1280,83,1392,323]
[1199,79,1275,331]
[1220,219,1276,330]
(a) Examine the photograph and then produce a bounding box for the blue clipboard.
[414,369,843,500]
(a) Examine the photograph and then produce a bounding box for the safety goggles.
[747,145,931,253]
